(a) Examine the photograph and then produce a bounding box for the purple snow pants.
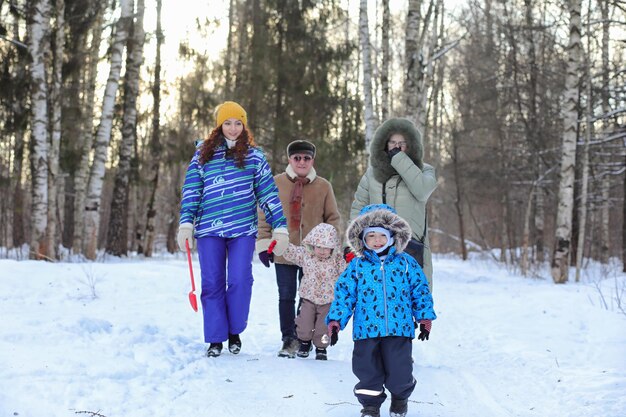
[197,235,255,343]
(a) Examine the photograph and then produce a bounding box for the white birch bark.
[83,0,134,260]
[359,0,376,151]
[380,0,390,120]
[47,0,65,259]
[551,0,582,284]
[403,0,420,122]
[106,0,145,256]
[27,0,51,259]
[415,1,438,133]
[73,5,105,254]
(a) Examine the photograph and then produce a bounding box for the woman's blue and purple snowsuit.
[180,142,286,343]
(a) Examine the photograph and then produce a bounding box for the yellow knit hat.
[215,101,247,127]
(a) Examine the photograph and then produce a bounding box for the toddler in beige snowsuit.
[280,222,346,360]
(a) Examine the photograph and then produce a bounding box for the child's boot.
[296,340,312,358]
[206,342,223,357]
[228,334,241,354]
[360,405,380,417]
[315,347,327,360]
[389,397,408,417]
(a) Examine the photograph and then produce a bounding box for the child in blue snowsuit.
[326,204,436,417]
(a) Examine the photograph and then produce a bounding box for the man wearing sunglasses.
[257,139,342,358]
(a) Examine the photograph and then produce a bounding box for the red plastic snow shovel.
[185,239,198,312]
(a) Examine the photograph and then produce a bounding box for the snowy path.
[0,256,624,417]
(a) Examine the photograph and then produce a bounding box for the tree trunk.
[452,131,467,260]
[551,0,582,284]
[234,0,250,99]
[73,5,105,254]
[403,0,420,122]
[599,0,610,264]
[380,0,390,120]
[47,0,65,259]
[224,0,235,94]
[143,0,162,257]
[84,0,134,260]
[359,0,376,151]
[11,12,28,248]
[575,52,592,282]
[415,0,438,132]
[534,179,545,263]
[622,155,626,273]
[106,0,145,256]
[27,0,51,260]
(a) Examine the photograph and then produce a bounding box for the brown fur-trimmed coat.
[257,165,342,265]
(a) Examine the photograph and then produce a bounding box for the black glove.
[418,320,431,341]
[328,321,340,346]
[258,250,274,268]
[387,147,402,160]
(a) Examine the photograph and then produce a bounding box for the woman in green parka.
[350,117,437,289]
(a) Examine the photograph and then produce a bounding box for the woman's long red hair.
[199,126,256,168]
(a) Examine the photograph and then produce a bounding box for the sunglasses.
[291,155,313,162]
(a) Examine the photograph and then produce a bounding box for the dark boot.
[315,347,327,360]
[228,334,241,354]
[206,342,223,357]
[277,338,298,358]
[389,397,408,417]
[296,340,312,358]
[360,405,380,417]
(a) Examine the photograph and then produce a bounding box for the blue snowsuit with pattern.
[326,203,436,408]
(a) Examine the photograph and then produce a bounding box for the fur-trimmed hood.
[346,204,412,256]
[369,118,423,183]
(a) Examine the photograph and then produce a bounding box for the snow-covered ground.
[1,254,625,417]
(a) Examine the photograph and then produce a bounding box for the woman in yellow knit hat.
[177,101,289,358]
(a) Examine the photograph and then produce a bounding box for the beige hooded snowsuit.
[282,223,346,348]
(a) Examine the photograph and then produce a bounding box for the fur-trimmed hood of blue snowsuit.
[326,204,436,340]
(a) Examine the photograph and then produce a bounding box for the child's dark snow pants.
[197,235,255,343]
[352,336,416,407]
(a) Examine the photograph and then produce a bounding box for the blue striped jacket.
[179,142,287,238]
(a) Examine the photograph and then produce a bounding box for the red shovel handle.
[185,239,198,312]
[268,240,277,255]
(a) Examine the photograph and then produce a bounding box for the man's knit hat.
[287,140,316,158]
[215,101,247,127]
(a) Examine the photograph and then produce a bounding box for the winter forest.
[0,0,624,282]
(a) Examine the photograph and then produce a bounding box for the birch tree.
[598,0,610,263]
[143,0,163,257]
[552,0,582,284]
[72,5,105,254]
[83,0,133,260]
[8,9,29,248]
[359,0,376,150]
[47,0,65,259]
[106,0,145,256]
[404,0,435,130]
[380,0,390,120]
[27,0,51,259]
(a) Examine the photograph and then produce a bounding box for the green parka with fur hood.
[350,118,437,288]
